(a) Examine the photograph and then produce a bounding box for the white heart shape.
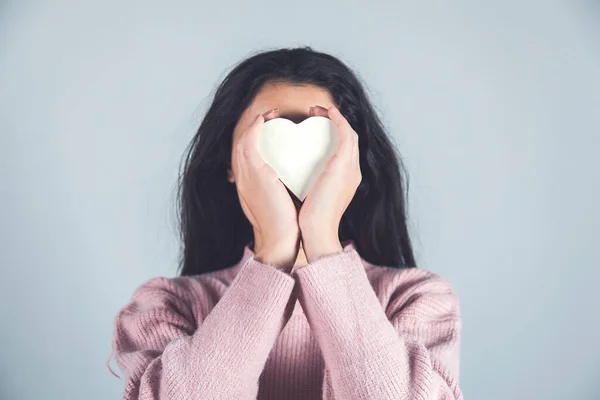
[258,116,339,201]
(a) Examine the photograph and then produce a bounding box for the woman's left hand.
[298,105,362,262]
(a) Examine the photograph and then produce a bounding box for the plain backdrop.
[1,1,599,399]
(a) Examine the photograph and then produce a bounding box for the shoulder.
[110,268,243,362]
[364,264,460,321]
[133,267,239,298]
[119,266,241,327]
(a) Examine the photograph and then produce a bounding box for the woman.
[108,46,462,399]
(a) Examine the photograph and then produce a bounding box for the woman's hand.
[299,105,362,262]
[235,109,300,271]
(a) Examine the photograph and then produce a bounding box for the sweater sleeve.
[109,257,297,400]
[293,247,462,400]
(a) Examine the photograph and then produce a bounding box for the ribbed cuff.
[231,256,296,316]
[293,247,366,289]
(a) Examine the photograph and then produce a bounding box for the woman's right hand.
[234,109,300,271]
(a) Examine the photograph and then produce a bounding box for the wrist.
[254,253,295,272]
[301,230,343,263]
[253,234,299,271]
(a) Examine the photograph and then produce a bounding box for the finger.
[264,108,280,122]
[352,130,360,166]
[238,113,266,167]
[327,105,354,154]
[243,108,278,149]
[309,105,329,118]
[327,105,349,129]
[241,108,278,165]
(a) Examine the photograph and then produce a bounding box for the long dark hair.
[177,46,416,275]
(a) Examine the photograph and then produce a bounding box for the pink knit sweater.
[108,241,462,399]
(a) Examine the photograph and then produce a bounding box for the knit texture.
[108,241,462,399]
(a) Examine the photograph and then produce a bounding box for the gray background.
[1,1,599,399]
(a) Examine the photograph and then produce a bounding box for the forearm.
[293,249,462,399]
[299,227,343,263]
[115,259,297,399]
[187,258,297,385]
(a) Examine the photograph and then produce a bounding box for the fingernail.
[261,108,277,118]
